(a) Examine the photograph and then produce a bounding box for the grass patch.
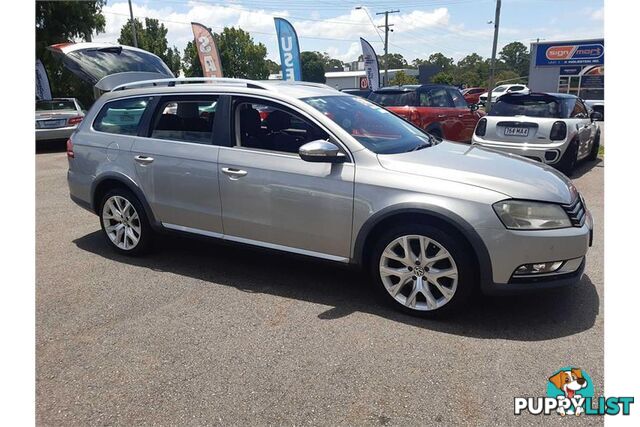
[598,145,604,158]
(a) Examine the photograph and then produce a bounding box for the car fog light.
[514,261,564,275]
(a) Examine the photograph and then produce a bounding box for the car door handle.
[134,155,154,165]
[437,114,446,118]
[221,167,248,179]
[458,114,465,118]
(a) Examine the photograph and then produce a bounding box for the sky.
[93,0,604,64]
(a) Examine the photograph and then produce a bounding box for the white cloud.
[591,7,604,21]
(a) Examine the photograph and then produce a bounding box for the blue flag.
[274,18,302,81]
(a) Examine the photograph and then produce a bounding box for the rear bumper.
[36,126,76,141]
[471,136,569,164]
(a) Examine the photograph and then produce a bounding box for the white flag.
[360,38,380,90]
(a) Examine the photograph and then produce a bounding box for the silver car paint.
[67,82,591,288]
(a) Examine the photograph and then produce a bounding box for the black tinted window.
[419,88,453,107]
[447,88,468,108]
[236,101,328,154]
[369,91,417,106]
[150,97,217,144]
[94,97,151,135]
[489,96,564,118]
[36,100,76,111]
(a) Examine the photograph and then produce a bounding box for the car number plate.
[38,119,66,128]
[504,127,529,136]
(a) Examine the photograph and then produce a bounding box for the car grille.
[561,196,586,227]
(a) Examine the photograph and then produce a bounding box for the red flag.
[191,22,223,77]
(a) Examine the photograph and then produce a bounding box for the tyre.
[556,139,578,177]
[369,223,475,317]
[98,188,152,255]
[587,131,600,161]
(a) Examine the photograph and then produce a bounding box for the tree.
[181,41,203,77]
[300,51,326,83]
[118,18,181,76]
[499,41,530,76]
[389,70,417,86]
[214,27,269,79]
[385,53,408,69]
[427,53,454,71]
[266,59,280,74]
[494,70,522,86]
[36,1,106,107]
[431,72,454,85]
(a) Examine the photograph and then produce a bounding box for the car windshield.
[368,90,417,107]
[36,100,76,111]
[303,95,434,154]
[489,95,565,118]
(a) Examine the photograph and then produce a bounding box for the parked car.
[60,45,592,317]
[339,88,372,98]
[462,87,486,105]
[472,92,602,176]
[369,85,484,142]
[36,98,85,142]
[584,99,604,121]
[479,84,529,104]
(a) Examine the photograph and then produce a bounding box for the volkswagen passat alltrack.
[66,75,592,317]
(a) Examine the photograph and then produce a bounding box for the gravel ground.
[36,144,604,426]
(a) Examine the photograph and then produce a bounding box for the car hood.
[377,141,577,203]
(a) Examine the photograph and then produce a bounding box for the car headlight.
[493,200,572,230]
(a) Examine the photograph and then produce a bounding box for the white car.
[472,92,601,176]
[479,84,529,104]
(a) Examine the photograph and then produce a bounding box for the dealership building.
[528,38,604,100]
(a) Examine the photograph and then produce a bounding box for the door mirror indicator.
[299,140,346,163]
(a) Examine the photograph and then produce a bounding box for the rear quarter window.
[93,97,152,135]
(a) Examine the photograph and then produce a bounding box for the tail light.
[67,116,83,126]
[66,136,74,158]
[475,118,487,136]
[550,121,567,140]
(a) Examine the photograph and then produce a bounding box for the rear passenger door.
[131,94,225,235]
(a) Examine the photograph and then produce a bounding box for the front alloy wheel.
[379,235,458,311]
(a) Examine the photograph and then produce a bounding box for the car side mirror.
[299,140,346,163]
[590,111,603,121]
[469,103,479,111]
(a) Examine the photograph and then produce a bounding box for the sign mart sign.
[535,40,604,66]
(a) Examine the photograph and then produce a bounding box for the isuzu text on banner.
[190,22,223,78]
[360,37,380,91]
[274,18,302,81]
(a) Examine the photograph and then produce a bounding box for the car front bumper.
[36,125,77,141]
[476,210,593,294]
[471,136,569,164]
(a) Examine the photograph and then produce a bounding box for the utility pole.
[376,9,399,87]
[128,0,138,48]
[485,0,501,112]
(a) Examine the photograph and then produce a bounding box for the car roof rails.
[110,77,274,92]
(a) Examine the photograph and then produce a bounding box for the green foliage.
[495,70,522,85]
[265,59,281,74]
[181,41,203,77]
[385,53,408,69]
[389,70,418,86]
[427,53,454,71]
[35,1,106,107]
[499,41,530,76]
[214,27,269,79]
[118,18,181,76]
[431,72,454,85]
[300,51,327,83]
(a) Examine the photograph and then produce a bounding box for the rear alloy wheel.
[99,189,151,255]
[370,224,474,317]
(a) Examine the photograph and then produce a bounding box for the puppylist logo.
[514,367,634,417]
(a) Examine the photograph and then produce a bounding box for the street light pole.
[128,0,138,48]
[486,0,502,112]
[376,9,399,87]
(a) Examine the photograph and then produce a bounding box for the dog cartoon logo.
[547,367,593,416]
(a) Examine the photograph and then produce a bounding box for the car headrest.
[240,107,261,135]
[177,102,199,119]
[265,109,291,132]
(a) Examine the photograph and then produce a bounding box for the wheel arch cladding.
[91,173,158,227]
[353,205,492,286]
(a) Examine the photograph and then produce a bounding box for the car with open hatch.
[59,43,593,317]
[472,92,602,176]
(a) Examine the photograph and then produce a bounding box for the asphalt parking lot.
[36,141,604,425]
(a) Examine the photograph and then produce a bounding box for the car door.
[131,94,225,235]
[447,87,477,142]
[569,98,593,159]
[418,88,458,140]
[217,96,355,260]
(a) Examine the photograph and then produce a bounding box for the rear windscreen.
[489,96,565,118]
[36,100,76,111]
[369,91,417,107]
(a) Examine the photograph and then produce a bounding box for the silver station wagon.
[61,44,593,317]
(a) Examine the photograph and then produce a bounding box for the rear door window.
[369,91,417,106]
[447,88,468,108]
[149,96,219,144]
[419,88,454,108]
[510,85,525,91]
[93,97,152,135]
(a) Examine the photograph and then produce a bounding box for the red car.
[462,87,487,105]
[368,85,485,142]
